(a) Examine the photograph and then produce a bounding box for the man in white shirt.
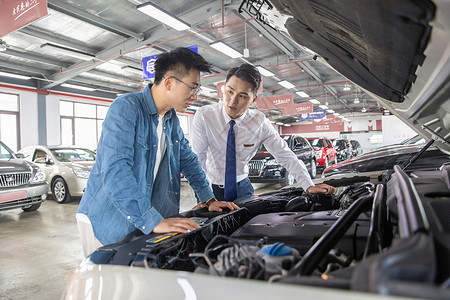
[192,63,335,201]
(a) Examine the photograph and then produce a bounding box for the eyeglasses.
[164,76,202,95]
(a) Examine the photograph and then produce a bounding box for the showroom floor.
[0,182,281,300]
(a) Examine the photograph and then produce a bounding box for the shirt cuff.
[133,207,164,234]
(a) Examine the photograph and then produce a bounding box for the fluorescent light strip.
[309,99,320,104]
[296,91,309,97]
[137,2,190,31]
[275,122,284,126]
[210,42,242,59]
[319,105,328,109]
[40,43,95,61]
[0,71,30,80]
[187,105,201,110]
[61,83,96,91]
[278,80,295,89]
[326,109,335,113]
[256,66,274,77]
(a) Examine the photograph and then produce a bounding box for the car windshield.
[333,140,345,148]
[50,148,95,162]
[401,135,426,145]
[308,139,324,148]
[0,143,15,160]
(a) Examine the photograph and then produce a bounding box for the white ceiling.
[0,0,382,124]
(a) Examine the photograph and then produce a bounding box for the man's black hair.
[225,63,261,94]
[154,47,212,84]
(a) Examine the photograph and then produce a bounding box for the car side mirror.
[34,157,46,164]
[15,153,25,159]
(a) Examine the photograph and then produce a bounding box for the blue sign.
[299,110,326,120]
[142,45,198,80]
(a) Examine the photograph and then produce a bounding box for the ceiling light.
[40,43,95,61]
[61,83,96,91]
[284,124,291,127]
[326,109,335,113]
[275,122,284,126]
[343,83,351,91]
[309,99,320,104]
[0,71,31,80]
[187,105,201,111]
[278,80,295,89]
[256,66,274,77]
[296,91,309,97]
[137,2,190,31]
[121,66,142,75]
[319,104,328,109]
[210,42,243,59]
[333,112,340,116]
[337,115,344,118]
[354,97,360,104]
[362,107,367,112]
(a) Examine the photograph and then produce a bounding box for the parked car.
[306,137,336,169]
[332,138,353,162]
[248,135,317,186]
[18,146,95,203]
[0,141,48,212]
[63,1,450,299]
[349,140,362,157]
[322,143,449,177]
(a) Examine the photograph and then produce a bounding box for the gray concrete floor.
[0,182,280,300]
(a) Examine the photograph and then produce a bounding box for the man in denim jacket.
[77,48,238,255]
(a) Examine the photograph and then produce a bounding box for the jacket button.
[127,216,131,220]
[153,144,156,147]
[175,140,178,143]
[142,226,146,230]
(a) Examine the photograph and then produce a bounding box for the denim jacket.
[77,84,214,245]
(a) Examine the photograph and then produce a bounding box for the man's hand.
[307,183,335,195]
[192,198,240,212]
[152,218,200,234]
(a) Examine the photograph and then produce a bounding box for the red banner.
[282,122,345,134]
[1,0,48,38]
[282,102,313,116]
[257,94,293,110]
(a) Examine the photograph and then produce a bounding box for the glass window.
[0,114,18,152]
[0,94,19,111]
[50,148,95,162]
[75,118,97,150]
[97,106,108,119]
[0,142,14,159]
[60,101,74,116]
[75,103,96,118]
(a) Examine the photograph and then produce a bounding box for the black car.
[332,138,353,162]
[322,143,449,178]
[0,141,48,212]
[248,135,316,186]
[349,140,362,157]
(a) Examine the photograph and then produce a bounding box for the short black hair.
[153,47,212,84]
[225,63,261,94]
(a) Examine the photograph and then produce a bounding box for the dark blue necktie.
[224,120,237,201]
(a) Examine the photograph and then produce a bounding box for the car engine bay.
[87,164,450,299]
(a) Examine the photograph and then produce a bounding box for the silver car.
[18,146,95,203]
[0,141,48,212]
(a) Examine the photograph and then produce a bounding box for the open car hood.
[270,0,450,154]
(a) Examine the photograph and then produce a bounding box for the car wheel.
[309,159,317,178]
[52,178,72,204]
[281,171,295,187]
[22,203,41,212]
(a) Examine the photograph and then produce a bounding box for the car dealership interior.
[1,0,449,299]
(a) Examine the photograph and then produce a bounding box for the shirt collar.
[221,103,246,126]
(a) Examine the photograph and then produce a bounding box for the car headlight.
[31,168,46,183]
[265,159,278,166]
[73,168,91,178]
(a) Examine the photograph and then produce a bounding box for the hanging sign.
[1,0,48,38]
[299,110,326,120]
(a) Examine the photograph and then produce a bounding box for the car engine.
[87,165,450,299]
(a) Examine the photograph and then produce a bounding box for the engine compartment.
[87,165,450,299]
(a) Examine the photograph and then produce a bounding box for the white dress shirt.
[191,103,314,191]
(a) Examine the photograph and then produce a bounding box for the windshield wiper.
[402,139,434,171]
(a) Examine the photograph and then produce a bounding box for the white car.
[18,146,95,203]
[63,1,450,299]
